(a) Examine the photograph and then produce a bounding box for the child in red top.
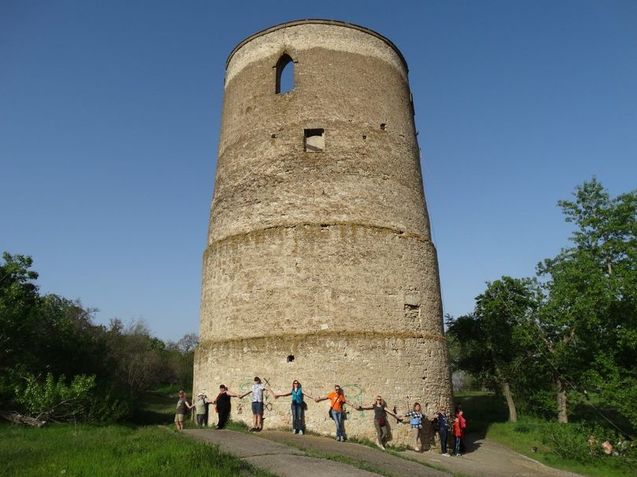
[452,416,463,456]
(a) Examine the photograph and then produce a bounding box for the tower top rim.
[226,19,408,72]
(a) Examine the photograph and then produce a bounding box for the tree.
[536,179,637,425]
[0,253,41,375]
[447,277,539,422]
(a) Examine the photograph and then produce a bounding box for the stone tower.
[194,19,452,445]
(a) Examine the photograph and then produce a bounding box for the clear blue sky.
[2,0,636,340]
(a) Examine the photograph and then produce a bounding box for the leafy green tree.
[536,179,637,425]
[0,253,41,376]
[447,277,539,422]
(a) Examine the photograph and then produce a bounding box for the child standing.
[452,415,463,456]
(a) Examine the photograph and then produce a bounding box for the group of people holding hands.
[175,377,468,455]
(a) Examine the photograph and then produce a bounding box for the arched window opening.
[275,54,294,94]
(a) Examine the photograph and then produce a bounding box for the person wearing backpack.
[452,414,463,456]
[455,405,467,452]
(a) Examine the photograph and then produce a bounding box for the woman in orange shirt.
[316,384,348,441]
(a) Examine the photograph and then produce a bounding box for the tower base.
[193,332,452,447]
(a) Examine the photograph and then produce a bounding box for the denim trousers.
[291,402,304,431]
[330,409,345,438]
[439,427,448,453]
[454,435,462,455]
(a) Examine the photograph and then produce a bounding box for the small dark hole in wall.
[380,123,387,130]
[287,355,295,362]
[271,133,277,138]
[362,135,367,139]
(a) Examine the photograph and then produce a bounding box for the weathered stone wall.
[194,20,453,446]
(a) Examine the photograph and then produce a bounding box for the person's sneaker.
[299,430,304,435]
[414,447,421,452]
[292,430,297,434]
[376,441,386,450]
[442,453,451,456]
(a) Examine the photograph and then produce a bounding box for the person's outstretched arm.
[274,391,291,398]
[385,407,401,420]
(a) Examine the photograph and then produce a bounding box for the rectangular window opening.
[304,128,325,152]
[404,304,420,320]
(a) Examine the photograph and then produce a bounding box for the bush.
[541,421,636,464]
[15,373,95,422]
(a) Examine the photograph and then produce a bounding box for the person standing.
[357,395,400,450]
[316,384,348,442]
[437,408,451,455]
[274,379,314,435]
[174,390,193,431]
[402,402,425,452]
[194,392,209,427]
[455,406,467,453]
[240,377,272,431]
[213,384,239,429]
[452,415,463,456]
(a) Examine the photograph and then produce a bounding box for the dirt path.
[258,430,583,477]
[185,428,584,477]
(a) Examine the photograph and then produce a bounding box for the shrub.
[15,373,95,422]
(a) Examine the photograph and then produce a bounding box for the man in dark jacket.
[437,409,451,456]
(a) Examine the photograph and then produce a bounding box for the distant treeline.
[447,179,636,437]
[0,255,196,423]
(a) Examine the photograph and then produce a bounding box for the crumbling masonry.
[193,20,453,445]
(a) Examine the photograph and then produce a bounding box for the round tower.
[194,19,453,445]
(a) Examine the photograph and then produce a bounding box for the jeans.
[439,427,448,453]
[291,402,304,431]
[454,435,462,455]
[196,414,206,426]
[330,409,345,439]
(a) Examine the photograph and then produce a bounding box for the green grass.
[0,424,275,477]
[487,419,635,477]
[455,392,635,477]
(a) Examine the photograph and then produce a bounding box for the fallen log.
[0,411,46,427]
